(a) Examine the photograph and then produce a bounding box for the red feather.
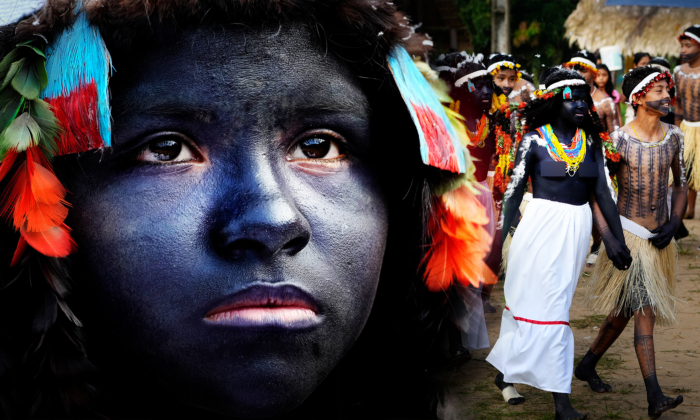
[10,235,27,266]
[20,223,75,258]
[0,149,18,183]
[423,184,492,292]
[45,81,104,156]
[412,103,459,173]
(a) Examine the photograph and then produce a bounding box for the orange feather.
[423,184,492,292]
[10,236,27,266]
[20,223,75,258]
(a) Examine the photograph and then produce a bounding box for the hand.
[650,219,679,249]
[604,238,632,270]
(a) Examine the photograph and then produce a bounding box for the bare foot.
[574,363,612,393]
[483,299,497,313]
[648,395,683,419]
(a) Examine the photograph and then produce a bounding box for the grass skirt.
[585,230,678,326]
[681,120,700,190]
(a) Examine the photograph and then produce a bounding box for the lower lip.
[205,307,320,328]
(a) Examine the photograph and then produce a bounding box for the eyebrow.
[143,104,218,123]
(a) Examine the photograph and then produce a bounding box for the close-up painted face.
[559,86,589,126]
[493,68,517,96]
[469,77,495,113]
[54,23,389,417]
[595,69,609,89]
[680,39,700,63]
[635,79,671,116]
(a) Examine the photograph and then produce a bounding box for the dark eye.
[136,134,200,163]
[290,133,344,160]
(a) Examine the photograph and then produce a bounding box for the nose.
[212,160,311,261]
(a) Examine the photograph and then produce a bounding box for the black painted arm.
[651,130,688,249]
[501,135,534,244]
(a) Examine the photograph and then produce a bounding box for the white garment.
[486,198,592,393]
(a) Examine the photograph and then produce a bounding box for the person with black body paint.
[432,53,501,358]
[486,69,632,420]
[577,65,686,420]
[674,25,700,220]
[0,1,494,418]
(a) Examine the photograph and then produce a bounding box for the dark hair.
[433,52,488,83]
[487,52,517,68]
[621,66,671,111]
[520,69,618,174]
[596,63,615,97]
[539,66,560,88]
[648,57,676,99]
[633,52,651,66]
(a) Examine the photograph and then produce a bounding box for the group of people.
[433,24,700,420]
[0,1,698,418]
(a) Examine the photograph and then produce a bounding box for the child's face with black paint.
[680,39,700,64]
[56,23,389,417]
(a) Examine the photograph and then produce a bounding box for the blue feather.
[42,12,112,147]
[388,46,466,173]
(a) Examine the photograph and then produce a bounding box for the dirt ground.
[439,215,700,419]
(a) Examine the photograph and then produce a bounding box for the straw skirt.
[681,120,700,190]
[586,217,678,326]
[486,198,591,393]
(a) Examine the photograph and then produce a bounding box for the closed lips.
[205,284,320,328]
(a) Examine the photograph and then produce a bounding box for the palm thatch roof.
[565,0,700,56]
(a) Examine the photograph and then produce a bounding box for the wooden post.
[491,0,510,54]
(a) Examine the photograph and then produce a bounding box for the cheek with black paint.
[643,99,671,115]
[681,50,700,63]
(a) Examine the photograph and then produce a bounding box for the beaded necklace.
[536,124,587,176]
[465,114,489,148]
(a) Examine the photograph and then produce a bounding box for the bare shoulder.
[665,123,684,141]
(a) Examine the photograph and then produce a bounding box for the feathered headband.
[0,1,491,293]
[487,61,522,80]
[564,57,597,74]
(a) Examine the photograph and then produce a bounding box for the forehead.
[495,68,517,76]
[109,22,368,132]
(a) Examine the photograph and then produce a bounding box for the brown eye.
[136,134,200,163]
[290,133,344,160]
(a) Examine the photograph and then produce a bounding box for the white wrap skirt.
[486,198,592,393]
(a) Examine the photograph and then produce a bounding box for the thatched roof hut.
[565,0,700,56]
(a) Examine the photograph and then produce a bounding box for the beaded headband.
[564,57,597,74]
[630,71,673,99]
[679,30,700,44]
[454,70,489,87]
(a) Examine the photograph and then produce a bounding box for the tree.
[456,0,580,83]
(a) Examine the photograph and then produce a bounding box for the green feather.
[0,112,41,154]
[0,88,22,132]
[12,60,41,100]
[1,58,25,92]
[0,49,20,78]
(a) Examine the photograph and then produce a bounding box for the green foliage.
[457,0,491,52]
[454,0,580,84]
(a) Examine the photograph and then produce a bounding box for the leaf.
[17,43,46,59]
[0,112,41,153]
[0,58,24,92]
[11,60,41,100]
[0,89,22,131]
[0,49,20,79]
